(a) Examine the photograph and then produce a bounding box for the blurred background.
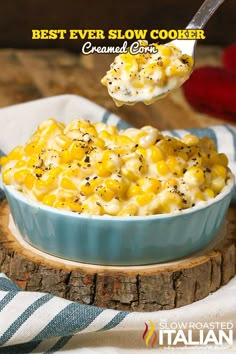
[0,0,235,50]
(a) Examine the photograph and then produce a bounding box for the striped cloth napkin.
[0,274,236,353]
[0,95,236,353]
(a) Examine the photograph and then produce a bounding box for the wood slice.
[0,199,235,312]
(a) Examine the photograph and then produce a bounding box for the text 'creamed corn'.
[0,119,229,216]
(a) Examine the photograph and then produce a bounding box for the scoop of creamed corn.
[0,119,229,216]
[101,41,193,106]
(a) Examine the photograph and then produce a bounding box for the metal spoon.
[103,0,225,106]
[170,0,225,57]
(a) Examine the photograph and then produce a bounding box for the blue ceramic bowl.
[3,171,235,266]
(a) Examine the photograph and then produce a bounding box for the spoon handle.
[186,0,225,29]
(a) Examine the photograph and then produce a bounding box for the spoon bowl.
[102,0,225,106]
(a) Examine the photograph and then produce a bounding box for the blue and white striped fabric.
[0,274,127,353]
[0,274,236,353]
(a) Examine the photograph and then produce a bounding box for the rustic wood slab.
[0,200,235,312]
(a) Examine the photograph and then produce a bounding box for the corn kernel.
[81,182,95,197]
[204,188,215,199]
[159,192,182,213]
[218,153,228,167]
[135,131,147,144]
[135,54,147,65]
[27,154,42,168]
[57,189,76,201]
[195,191,204,201]
[43,122,64,139]
[93,137,105,149]
[168,65,183,76]
[177,151,188,161]
[113,146,129,154]
[96,163,112,177]
[133,81,144,89]
[70,142,86,161]
[2,169,13,184]
[105,179,125,194]
[14,169,30,184]
[184,166,204,185]
[183,134,199,146]
[55,135,72,149]
[42,194,56,207]
[60,177,77,190]
[157,139,174,156]
[163,178,178,189]
[146,178,161,193]
[33,192,47,201]
[149,146,164,162]
[99,130,113,141]
[127,184,141,198]
[54,201,67,209]
[211,177,225,194]
[60,150,71,164]
[102,151,120,173]
[48,167,63,178]
[34,168,44,176]
[15,160,26,168]
[136,193,154,206]
[115,135,133,146]
[96,186,115,202]
[67,201,82,212]
[0,156,8,166]
[156,160,170,176]
[118,203,138,216]
[211,164,227,179]
[35,179,51,190]
[24,142,42,155]
[24,174,35,189]
[136,147,147,158]
[167,156,183,176]
[200,137,216,150]
[159,45,172,57]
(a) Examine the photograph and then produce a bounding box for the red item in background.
[182,66,236,121]
[222,43,236,75]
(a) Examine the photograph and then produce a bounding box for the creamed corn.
[0,119,229,216]
[101,40,193,106]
